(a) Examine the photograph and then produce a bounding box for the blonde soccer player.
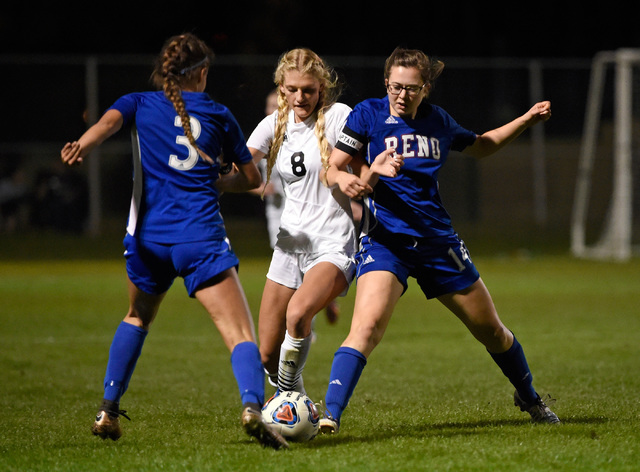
[246,49,357,395]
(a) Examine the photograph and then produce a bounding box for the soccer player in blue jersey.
[318,47,559,434]
[60,33,288,449]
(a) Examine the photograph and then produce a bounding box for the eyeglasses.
[386,82,426,96]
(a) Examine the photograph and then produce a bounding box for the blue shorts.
[123,234,240,297]
[355,233,480,299]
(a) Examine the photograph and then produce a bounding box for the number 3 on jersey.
[169,116,202,171]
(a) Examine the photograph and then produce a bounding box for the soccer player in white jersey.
[60,33,288,449]
[246,49,357,395]
[318,47,560,434]
[252,89,342,332]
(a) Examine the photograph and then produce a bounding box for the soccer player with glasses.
[318,47,559,435]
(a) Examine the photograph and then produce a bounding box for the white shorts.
[267,246,355,295]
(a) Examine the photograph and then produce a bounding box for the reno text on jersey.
[384,134,441,160]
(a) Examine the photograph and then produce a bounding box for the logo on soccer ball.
[304,398,319,425]
[272,401,298,426]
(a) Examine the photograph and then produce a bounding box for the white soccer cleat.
[319,417,339,434]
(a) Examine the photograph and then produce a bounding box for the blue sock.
[103,321,148,403]
[230,341,264,407]
[489,334,537,404]
[324,347,367,424]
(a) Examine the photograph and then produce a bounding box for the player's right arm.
[324,147,403,199]
[61,109,124,166]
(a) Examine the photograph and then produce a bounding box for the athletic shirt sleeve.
[335,100,374,156]
[439,108,477,152]
[108,93,138,127]
[246,112,276,154]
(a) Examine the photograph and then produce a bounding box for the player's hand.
[526,101,551,125]
[371,148,404,178]
[337,173,372,199]
[61,141,84,166]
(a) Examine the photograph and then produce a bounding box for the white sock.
[278,331,312,394]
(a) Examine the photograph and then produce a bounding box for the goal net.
[571,49,640,261]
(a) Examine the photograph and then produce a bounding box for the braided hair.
[265,48,342,193]
[150,33,215,164]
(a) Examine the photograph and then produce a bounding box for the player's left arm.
[463,101,551,159]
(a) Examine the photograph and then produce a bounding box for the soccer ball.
[261,390,320,442]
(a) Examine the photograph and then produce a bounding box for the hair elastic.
[179,57,208,75]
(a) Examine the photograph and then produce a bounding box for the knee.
[124,311,151,331]
[494,326,513,350]
[345,323,384,357]
[285,305,314,337]
[481,324,512,353]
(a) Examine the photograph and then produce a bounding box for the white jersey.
[247,102,356,254]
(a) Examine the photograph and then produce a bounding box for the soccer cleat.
[319,417,339,435]
[241,407,289,450]
[514,391,561,424]
[318,404,339,434]
[92,410,126,440]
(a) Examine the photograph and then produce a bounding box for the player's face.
[386,66,428,118]
[281,70,323,123]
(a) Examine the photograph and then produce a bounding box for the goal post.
[571,48,640,261]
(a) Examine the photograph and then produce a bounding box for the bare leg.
[323,270,403,426]
[285,262,348,338]
[278,262,348,392]
[437,278,559,423]
[195,268,290,447]
[342,270,404,357]
[195,268,257,351]
[257,278,294,379]
[124,278,165,330]
[437,278,513,353]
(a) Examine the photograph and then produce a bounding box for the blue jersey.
[109,91,253,243]
[336,97,477,240]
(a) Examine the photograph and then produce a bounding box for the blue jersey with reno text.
[336,97,477,240]
[109,91,252,243]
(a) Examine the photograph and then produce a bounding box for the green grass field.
[1,227,639,471]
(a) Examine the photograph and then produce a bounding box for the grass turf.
[1,230,639,471]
